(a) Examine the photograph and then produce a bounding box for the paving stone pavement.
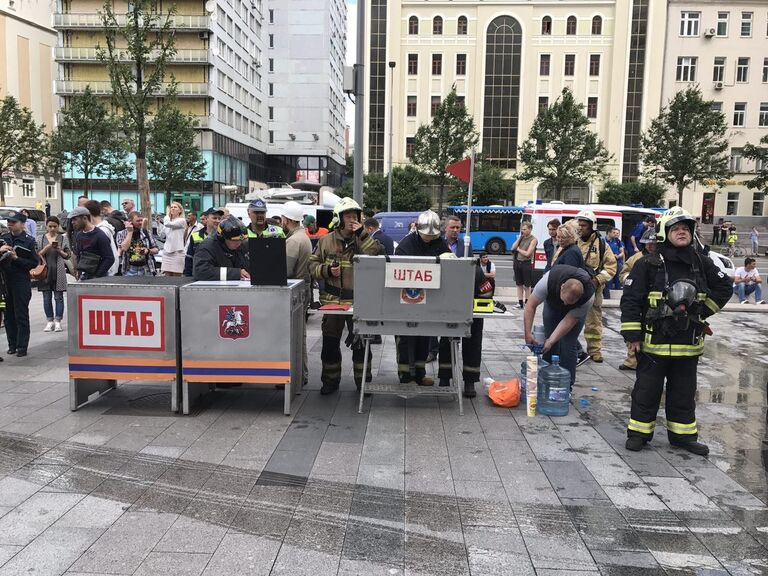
[0,292,767,575]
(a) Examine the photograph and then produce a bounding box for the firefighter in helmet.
[620,207,732,455]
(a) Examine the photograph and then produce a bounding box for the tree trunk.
[677,182,686,210]
[438,178,445,214]
[136,156,151,224]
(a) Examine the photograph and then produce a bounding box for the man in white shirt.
[733,257,764,304]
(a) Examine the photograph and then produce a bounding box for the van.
[371,211,421,243]
[226,202,334,230]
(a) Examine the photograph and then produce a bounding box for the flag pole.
[463,146,476,256]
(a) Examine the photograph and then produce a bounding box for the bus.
[447,205,525,254]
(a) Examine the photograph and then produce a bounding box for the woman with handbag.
[160,201,186,276]
[37,216,71,332]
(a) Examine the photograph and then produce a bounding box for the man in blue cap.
[246,199,285,239]
[0,210,38,357]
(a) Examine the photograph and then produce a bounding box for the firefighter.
[309,198,381,395]
[576,210,617,363]
[620,207,732,456]
[192,215,250,281]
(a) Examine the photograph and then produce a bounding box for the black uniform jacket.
[0,231,38,283]
[192,234,249,281]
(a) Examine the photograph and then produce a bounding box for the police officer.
[246,199,285,239]
[309,198,381,394]
[621,207,732,456]
[192,215,250,281]
[184,207,223,276]
[576,210,617,363]
[0,210,39,357]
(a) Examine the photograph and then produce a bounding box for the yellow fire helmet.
[657,206,695,243]
[329,197,362,230]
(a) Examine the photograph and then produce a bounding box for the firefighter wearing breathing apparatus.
[620,207,731,456]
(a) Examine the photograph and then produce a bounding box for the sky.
[345,0,357,143]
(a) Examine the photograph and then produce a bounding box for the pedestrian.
[711,222,720,246]
[84,200,120,276]
[77,195,89,207]
[161,201,187,276]
[364,217,394,256]
[21,209,37,239]
[551,224,585,268]
[618,230,658,371]
[621,207,732,456]
[510,222,537,309]
[726,227,738,255]
[627,216,655,257]
[523,265,595,389]
[304,215,329,249]
[70,206,116,281]
[479,253,496,278]
[309,198,381,394]
[750,226,759,256]
[121,198,136,218]
[543,218,561,271]
[38,216,71,333]
[733,257,764,304]
[184,207,223,277]
[100,201,126,235]
[246,199,285,238]
[116,212,158,277]
[605,227,626,293]
[442,215,466,257]
[184,211,203,244]
[192,215,249,281]
[0,210,38,357]
[720,220,730,246]
[576,210,617,363]
[45,201,51,218]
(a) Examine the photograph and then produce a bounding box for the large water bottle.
[536,355,571,416]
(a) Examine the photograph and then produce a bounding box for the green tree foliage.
[518,88,612,199]
[99,0,177,220]
[49,87,131,196]
[147,100,206,205]
[640,86,730,208]
[448,156,515,206]
[412,88,479,213]
[596,180,667,207]
[0,96,47,206]
[743,134,768,193]
[363,166,432,214]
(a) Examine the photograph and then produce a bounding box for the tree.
[0,96,47,206]
[99,0,177,221]
[49,87,131,196]
[147,100,206,205]
[412,87,479,213]
[363,166,432,214]
[518,88,612,199]
[743,134,768,193]
[641,86,730,208]
[597,180,667,207]
[448,156,515,206]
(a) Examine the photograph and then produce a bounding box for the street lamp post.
[387,61,396,213]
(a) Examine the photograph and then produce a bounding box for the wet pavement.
[0,293,767,575]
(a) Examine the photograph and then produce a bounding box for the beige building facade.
[364,0,668,205]
[662,1,768,223]
[0,0,59,211]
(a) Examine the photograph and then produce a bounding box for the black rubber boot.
[463,383,476,398]
[439,378,451,387]
[671,441,709,456]
[320,383,339,395]
[625,437,646,452]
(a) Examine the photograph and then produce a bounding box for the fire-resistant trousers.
[396,335,430,383]
[437,318,484,384]
[584,290,604,359]
[628,353,699,443]
[320,315,371,388]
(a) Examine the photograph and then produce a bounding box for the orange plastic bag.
[487,378,521,408]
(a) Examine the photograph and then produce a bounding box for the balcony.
[56,111,212,127]
[55,80,210,97]
[55,47,211,64]
[53,13,211,31]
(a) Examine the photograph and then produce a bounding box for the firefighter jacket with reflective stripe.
[619,243,732,356]
[577,232,617,287]
[309,228,381,305]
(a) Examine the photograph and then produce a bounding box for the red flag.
[446,157,471,183]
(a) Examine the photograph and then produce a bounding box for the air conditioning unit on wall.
[199,31,209,40]
[714,81,724,90]
[704,28,716,38]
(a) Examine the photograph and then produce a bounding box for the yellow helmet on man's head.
[657,207,696,243]
[329,197,363,230]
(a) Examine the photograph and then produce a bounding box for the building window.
[268,33,274,48]
[733,103,746,126]
[431,53,442,75]
[736,57,749,82]
[407,95,417,116]
[763,58,768,82]
[753,192,764,216]
[538,96,549,114]
[716,11,728,36]
[589,54,600,76]
[268,58,273,72]
[406,137,415,158]
[21,179,34,198]
[433,16,443,35]
[591,16,602,35]
[676,57,697,82]
[2,179,10,198]
[741,12,752,36]
[269,130,274,144]
[268,82,273,96]
[431,96,441,116]
[759,102,768,127]
[407,53,418,75]
[713,57,725,82]
[587,97,598,119]
[456,53,466,75]
[566,15,577,35]
[564,54,575,76]
[541,16,552,35]
[268,9,273,23]
[539,54,550,76]
[679,11,700,36]
[457,16,467,35]
[408,15,418,35]
[45,182,56,199]
[711,102,723,113]
[727,192,739,215]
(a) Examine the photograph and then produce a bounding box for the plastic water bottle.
[533,324,546,344]
[537,355,571,416]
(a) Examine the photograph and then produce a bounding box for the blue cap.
[551,355,559,363]
[248,199,267,213]
[5,210,26,223]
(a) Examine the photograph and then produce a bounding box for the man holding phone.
[116,212,159,276]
